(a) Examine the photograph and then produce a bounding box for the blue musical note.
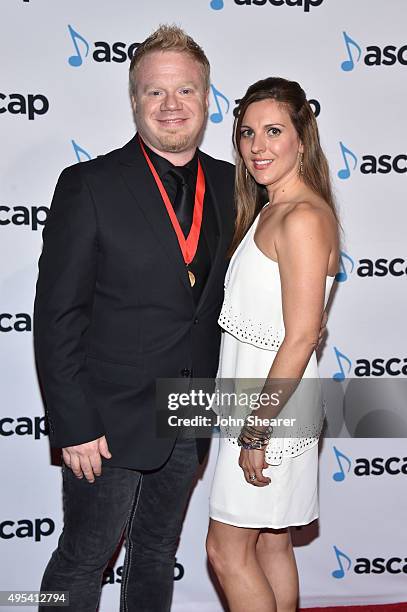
[210,85,230,123]
[341,31,362,72]
[335,251,355,283]
[71,140,92,163]
[332,545,352,579]
[332,346,352,382]
[337,142,358,180]
[210,0,224,9]
[68,25,90,67]
[332,446,351,482]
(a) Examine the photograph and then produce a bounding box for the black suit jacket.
[34,135,235,470]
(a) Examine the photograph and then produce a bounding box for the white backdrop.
[1,0,407,609]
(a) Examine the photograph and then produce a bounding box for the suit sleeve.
[33,165,105,448]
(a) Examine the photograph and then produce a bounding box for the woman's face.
[239,98,303,188]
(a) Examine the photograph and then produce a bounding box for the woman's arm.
[269,203,332,378]
[238,204,335,484]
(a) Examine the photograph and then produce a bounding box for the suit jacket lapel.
[194,153,224,313]
[117,136,194,298]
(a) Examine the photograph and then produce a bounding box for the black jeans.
[39,437,200,612]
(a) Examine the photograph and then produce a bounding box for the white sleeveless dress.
[209,208,335,528]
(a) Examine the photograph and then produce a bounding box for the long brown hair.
[230,77,338,255]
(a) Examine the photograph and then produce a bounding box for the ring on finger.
[249,474,256,482]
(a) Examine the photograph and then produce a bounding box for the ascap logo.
[0,313,32,332]
[102,559,184,584]
[211,0,324,12]
[336,252,407,281]
[354,456,407,477]
[332,546,407,579]
[0,93,49,120]
[67,25,139,67]
[354,357,407,377]
[332,347,407,379]
[0,417,48,440]
[0,205,49,230]
[332,447,407,481]
[357,258,407,277]
[341,31,407,72]
[0,518,55,542]
[337,142,407,179]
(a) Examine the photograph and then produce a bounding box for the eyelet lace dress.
[209,208,335,528]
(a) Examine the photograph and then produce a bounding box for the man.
[34,25,235,612]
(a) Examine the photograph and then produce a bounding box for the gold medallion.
[188,270,196,287]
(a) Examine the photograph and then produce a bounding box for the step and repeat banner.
[1,0,406,610]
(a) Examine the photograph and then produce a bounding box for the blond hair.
[129,24,210,97]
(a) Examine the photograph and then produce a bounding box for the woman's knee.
[206,531,251,578]
[257,530,292,556]
[206,532,223,572]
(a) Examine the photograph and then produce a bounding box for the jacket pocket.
[85,356,144,388]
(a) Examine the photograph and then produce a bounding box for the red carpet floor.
[300,604,407,612]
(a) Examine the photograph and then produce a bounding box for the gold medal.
[188,270,196,287]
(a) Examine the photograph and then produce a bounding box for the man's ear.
[131,95,137,114]
[205,88,210,112]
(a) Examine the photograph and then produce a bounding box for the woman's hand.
[239,448,271,486]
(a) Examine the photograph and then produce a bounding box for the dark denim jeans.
[39,437,199,612]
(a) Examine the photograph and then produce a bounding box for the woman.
[207,77,339,612]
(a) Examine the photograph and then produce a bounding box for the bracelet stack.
[237,419,273,450]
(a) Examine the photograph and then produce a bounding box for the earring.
[299,152,304,175]
[245,168,248,180]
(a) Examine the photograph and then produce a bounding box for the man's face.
[132,50,209,156]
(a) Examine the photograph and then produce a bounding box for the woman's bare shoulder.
[279,196,336,234]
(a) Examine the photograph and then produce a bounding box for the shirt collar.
[139,137,198,181]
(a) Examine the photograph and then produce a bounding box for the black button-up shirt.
[140,138,217,305]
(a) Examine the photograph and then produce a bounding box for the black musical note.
[341,31,362,72]
[332,446,351,482]
[337,142,358,180]
[332,545,352,579]
[210,85,230,123]
[68,25,90,67]
[333,347,352,382]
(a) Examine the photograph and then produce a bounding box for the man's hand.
[62,435,112,483]
[317,309,328,349]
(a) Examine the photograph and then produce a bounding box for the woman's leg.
[206,519,277,612]
[256,528,299,612]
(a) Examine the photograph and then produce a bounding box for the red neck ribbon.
[139,136,206,265]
